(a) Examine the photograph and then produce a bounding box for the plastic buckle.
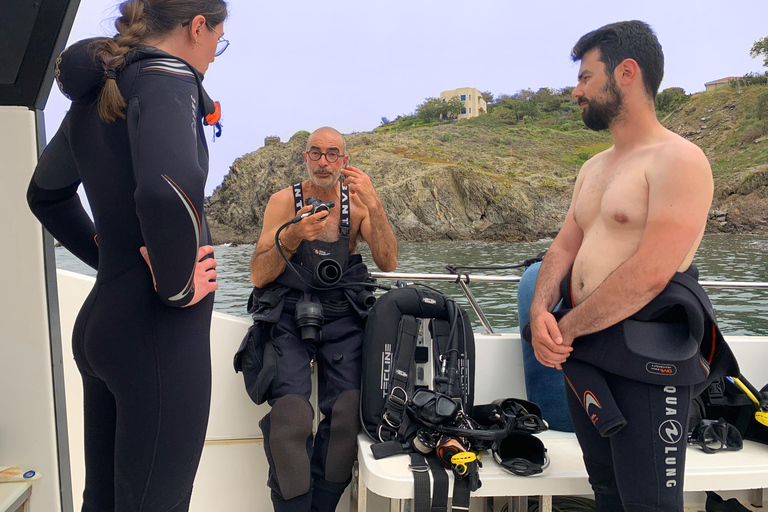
[708,380,725,403]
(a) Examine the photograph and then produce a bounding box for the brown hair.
[92,0,228,122]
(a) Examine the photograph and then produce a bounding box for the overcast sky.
[43,0,768,195]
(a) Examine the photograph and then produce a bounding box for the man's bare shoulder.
[654,131,711,174]
[269,184,296,204]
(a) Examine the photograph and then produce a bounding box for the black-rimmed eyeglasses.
[307,149,344,163]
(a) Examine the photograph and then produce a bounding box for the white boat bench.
[353,432,768,512]
[351,334,768,512]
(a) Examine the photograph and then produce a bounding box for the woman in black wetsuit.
[27,1,228,510]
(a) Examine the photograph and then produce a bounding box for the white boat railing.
[370,271,768,335]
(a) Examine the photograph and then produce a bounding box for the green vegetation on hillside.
[661,84,768,178]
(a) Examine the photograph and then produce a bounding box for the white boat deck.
[53,270,768,511]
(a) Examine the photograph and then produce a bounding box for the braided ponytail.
[92,0,149,122]
[91,0,229,123]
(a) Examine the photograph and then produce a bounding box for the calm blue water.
[55,234,768,335]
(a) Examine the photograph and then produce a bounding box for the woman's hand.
[140,245,219,307]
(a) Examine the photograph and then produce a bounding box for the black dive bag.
[360,286,476,441]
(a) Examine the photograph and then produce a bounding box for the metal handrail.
[370,271,768,334]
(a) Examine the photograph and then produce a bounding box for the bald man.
[248,127,397,512]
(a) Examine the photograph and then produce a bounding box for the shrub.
[755,92,768,121]
[656,87,689,114]
[740,121,768,144]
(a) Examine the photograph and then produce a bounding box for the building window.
[442,99,445,103]
[469,94,472,100]
[461,108,467,114]
[469,108,472,114]
[461,94,466,101]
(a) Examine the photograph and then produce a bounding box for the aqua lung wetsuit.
[554,266,739,512]
[254,182,370,512]
[27,39,219,511]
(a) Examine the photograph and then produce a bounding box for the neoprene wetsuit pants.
[259,311,363,512]
[73,268,213,511]
[566,370,692,512]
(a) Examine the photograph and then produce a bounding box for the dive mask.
[408,389,460,426]
[688,418,743,454]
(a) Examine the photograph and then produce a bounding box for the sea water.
[55,234,768,335]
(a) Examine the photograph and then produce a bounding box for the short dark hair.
[571,20,664,99]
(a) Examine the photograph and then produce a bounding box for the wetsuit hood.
[55,38,214,113]
[54,38,105,102]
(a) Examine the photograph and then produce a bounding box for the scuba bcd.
[360,282,551,511]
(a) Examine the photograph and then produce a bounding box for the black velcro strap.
[427,455,449,512]
[410,453,431,512]
[371,440,408,459]
[451,477,471,512]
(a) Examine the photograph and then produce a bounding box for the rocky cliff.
[206,86,768,244]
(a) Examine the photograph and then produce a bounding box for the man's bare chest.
[574,164,649,231]
[316,210,361,249]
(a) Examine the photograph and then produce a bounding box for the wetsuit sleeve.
[128,69,206,307]
[27,121,99,269]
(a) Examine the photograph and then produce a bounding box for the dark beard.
[581,79,624,131]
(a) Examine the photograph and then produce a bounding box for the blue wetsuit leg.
[517,261,573,431]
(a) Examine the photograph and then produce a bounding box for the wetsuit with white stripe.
[28,39,217,511]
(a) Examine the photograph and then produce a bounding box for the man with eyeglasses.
[247,126,398,512]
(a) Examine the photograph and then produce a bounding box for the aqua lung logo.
[647,362,677,376]
[584,391,602,424]
[659,419,683,444]
[660,386,682,488]
[381,344,392,398]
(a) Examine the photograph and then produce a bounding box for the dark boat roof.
[0,0,79,109]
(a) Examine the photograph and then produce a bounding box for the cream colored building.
[704,76,740,92]
[440,87,487,119]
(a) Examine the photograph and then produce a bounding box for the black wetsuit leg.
[73,267,213,512]
[310,315,364,511]
[566,371,692,512]
[260,311,364,512]
[261,312,315,511]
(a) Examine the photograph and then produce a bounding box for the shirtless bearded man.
[530,21,716,511]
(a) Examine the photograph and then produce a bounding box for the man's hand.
[280,204,330,248]
[341,165,379,207]
[530,310,573,369]
[140,245,219,307]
